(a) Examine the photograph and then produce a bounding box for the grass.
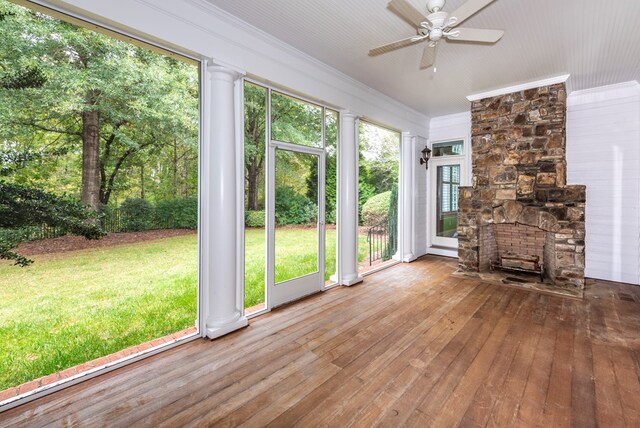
[244,228,369,307]
[0,234,198,391]
[0,228,370,390]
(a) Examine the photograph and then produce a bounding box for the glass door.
[430,161,462,248]
[268,142,325,307]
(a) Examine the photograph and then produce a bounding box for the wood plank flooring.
[2,255,640,427]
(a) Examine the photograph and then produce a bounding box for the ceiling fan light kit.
[369,0,504,70]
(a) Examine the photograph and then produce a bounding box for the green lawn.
[0,228,369,390]
[0,234,198,391]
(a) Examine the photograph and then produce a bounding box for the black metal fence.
[367,220,390,266]
[10,208,190,243]
[13,225,67,242]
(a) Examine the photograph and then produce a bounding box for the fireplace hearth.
[457,83,586,290]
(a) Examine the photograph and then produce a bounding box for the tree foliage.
[358,122,400,224]
[0,0,199,209]
[244,83,328,223]
[0,0,199,267]
[361,190,391,227]
[0,182,104,266]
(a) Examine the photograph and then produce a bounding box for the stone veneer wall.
[458,83,586,289]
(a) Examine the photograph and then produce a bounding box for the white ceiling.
[204,0,640,117]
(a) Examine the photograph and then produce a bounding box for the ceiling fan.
[369,0,504,69]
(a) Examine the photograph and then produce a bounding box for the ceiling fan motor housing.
[427,11,448,28]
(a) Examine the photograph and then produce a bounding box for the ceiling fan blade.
[420,44,437,69]
[449,0,496,27]
[369,36,425,56]
[447,28,504,43]
[388,0,427,27]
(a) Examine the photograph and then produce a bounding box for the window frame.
[1,0,203,412]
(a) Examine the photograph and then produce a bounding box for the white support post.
[202,63,248,339]
[401,132,416,262]
[337,111,363,286]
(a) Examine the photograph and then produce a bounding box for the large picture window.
[0,0,200,401]
[358,121,400,273]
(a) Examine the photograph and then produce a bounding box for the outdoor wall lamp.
[420,146,432,170]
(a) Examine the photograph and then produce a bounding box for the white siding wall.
[429,112,473,186]
[426,112,472,256]
[567,81,640,285]
[413,136,429,257]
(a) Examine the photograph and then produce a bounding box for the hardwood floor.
[2,256,640,427]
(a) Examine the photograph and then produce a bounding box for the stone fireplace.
[458,83,586,289]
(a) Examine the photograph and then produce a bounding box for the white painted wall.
[425,112,472,257]
[37,0,429,136]
[567,81,640,285]
[413,136,429,257]
[429,112,473,187]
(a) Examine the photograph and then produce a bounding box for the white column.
[401,132,416,262]
[338,111,363,286]
[202,63,247,339]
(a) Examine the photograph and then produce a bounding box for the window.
[440,165,460,213]
[0,0,199,399]
[358,121,400,272]
[432,140,464,157]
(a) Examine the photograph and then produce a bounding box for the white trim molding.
[467,74,571,101]
[568,80,640,106]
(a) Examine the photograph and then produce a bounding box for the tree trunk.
[247,166,260,211]
[81,109,100,212]
[140,164,145,199]
[173,138,178,198]
[183,153,189,198]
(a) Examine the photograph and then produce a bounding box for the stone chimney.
[457,83,586,289]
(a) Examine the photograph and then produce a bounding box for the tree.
[0,1,199,210]
[244,83,267,211]
[0,181,104,266]
[358,122,400,224]
[0,140,105,266]
[243,83,324,212]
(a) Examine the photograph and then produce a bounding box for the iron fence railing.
[6,208,192,243]
[367,220,390,266]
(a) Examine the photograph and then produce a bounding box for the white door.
[267,141,325,307]
[430,156,464,248]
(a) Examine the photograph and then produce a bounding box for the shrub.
[120,198,154,232]
[383,184,398,260]
[155,198,197,229]
[275,186,317,225]
[245,210,265,227]
[325,206,336,225]
[361,191,391,227]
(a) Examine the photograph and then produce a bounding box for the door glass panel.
[275,149,319,283]
[271,91,323,147]
[436,165,460,238]
[243,82,267,313]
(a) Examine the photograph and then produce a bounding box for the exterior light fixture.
[420,146,432,169]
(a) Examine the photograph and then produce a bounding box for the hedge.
[245,210,265,227]
[361,191,391,227]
